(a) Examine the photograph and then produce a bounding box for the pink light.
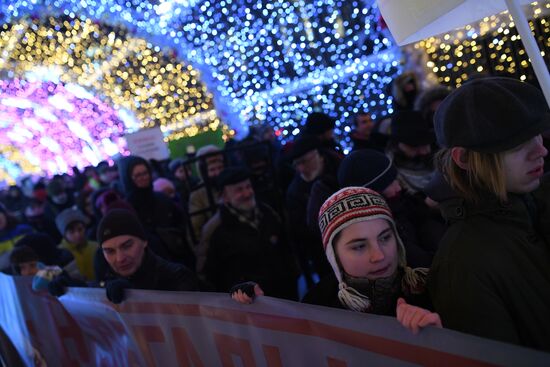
[0,78,130,175]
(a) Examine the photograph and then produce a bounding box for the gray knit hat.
[55,208,88,235]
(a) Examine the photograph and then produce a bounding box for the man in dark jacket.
[349,112,388,152]
[203,168,297,300]
[429,77,550,351]
[386,110,436,195]
[50,209,200,303]
[286,136,337,284]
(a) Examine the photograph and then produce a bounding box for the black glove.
[105,279,133,304]
[229,281,258,298]
[48,273,87,297]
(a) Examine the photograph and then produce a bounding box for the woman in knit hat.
[233,187,441,333]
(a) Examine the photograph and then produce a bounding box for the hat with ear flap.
[318,187,427,312]
[434,77,550,153]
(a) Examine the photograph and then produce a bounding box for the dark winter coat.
[388,193,446,268]
[286,151,340,277]
[428,180,550,351]
[303,269,431,316]
[203,203,297,300]
[98,247,200,292]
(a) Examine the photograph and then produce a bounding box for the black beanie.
[305,112,336,135]
[435,77,550,153]
[216,167,251,190]
[337,149,398,193]
[391,110,435,146]
[97,209,147,245]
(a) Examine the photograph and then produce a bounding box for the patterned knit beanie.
[318,187,415,312]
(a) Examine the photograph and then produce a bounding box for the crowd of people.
[1,74,549,352]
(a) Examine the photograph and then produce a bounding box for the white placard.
[124,127,170,160]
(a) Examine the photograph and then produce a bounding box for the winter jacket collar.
[439,192,535,227]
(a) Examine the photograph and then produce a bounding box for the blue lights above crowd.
[1,0,400,153]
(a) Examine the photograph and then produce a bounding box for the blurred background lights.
[4,1,546,184]
[0,0,402,183]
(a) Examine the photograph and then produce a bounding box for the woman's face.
[131,164,151,188]
[335,218,398,280]
[503,134,547,194]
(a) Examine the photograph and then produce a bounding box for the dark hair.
[352,112,371,127]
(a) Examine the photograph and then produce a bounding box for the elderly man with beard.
[386,110,436,195]
[201,167,297,300]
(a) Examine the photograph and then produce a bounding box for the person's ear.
[143,240,148,248]
[451,147,469,170]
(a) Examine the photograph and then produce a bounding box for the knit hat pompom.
[318,187,407,312]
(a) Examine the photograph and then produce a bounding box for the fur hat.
[97,209,146,245]
[318,187,408,312]
[337,150,397,193]
[434,77,550,153]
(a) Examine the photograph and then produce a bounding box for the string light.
[415,3,549,87]
[1,0,402,182]
[0,15,218,180]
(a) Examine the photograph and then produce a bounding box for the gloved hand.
[105,278,133,304]
[47,273,87,297]
[229,281,264,304]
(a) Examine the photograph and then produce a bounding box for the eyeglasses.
[132,170,149,180]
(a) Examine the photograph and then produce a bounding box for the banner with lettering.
[0,274,548,366]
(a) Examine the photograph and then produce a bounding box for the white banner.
[0,274,548,366]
